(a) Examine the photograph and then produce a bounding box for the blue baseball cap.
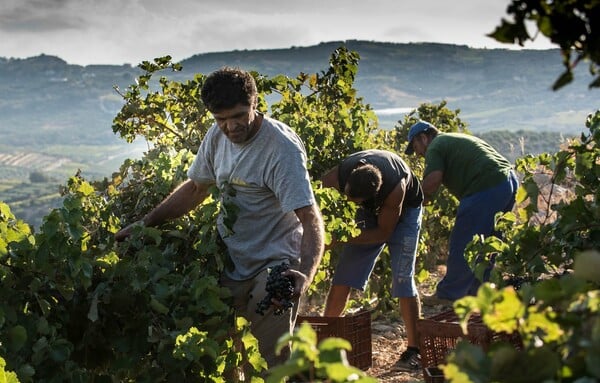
[405,120,434,154]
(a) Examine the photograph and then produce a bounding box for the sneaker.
[393,348,421,371]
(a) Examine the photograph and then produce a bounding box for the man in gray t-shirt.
[115,67,325,368]
[188,113,316,281]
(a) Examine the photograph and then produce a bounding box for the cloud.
[0,0,553,65]
[0,0,85,32]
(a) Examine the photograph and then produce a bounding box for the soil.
[365,301,450,382]
[298,268,452,382]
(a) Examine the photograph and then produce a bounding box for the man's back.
[425,133,512,199]
[338,149,423,213]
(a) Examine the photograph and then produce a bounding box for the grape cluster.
[505,275,528,290]
[256,263,295,316]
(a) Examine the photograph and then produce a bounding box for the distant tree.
[489,0,600,89]
[29,171,51,183]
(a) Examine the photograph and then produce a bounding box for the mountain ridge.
[1,40,594,142]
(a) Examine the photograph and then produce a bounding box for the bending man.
[405,120,518,301]
[321,149,424,371]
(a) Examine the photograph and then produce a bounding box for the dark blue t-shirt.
[338,149,423,215]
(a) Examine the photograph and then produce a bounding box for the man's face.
[343,184,366,204]
[212,103,259,144]
[412,134,428,157]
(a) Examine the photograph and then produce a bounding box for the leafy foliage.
[0,174,261,382]
[465,110,600,290]
[266,322,377,383]
[0,46,397,382]
[441,109,600,382]
[0,356,20,383]
[489,0,600,89]
[112,56,209,153]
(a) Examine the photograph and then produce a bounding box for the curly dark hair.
[346,164,382,200]
[200,67,257,112]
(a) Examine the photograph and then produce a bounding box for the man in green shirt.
[405,121,518,301]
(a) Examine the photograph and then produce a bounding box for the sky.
[0,0,555,66]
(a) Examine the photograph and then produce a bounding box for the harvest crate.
[296,310,372,370]
[424,367,445,383]
[417,310,522,383]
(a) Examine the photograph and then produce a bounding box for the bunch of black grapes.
[505,275,528,290]
[256,263,295,316]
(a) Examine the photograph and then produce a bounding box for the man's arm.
[347,178,406,244]
[421,170,443,205]
[316,166,343,250]
[143,179,211,226]
[115,179,211,241]
[320,166,340,190]
[287,204,325,295]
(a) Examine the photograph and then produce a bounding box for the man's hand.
[114,221,143,242]
[281,268,309,298]
[114,225,132,242]
[269,268,307,313]
[256,264,300,315]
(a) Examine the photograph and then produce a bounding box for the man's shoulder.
[437,132,464,139]
[432,132,473,146]
[264,115,294,134]
[263,116,305,149]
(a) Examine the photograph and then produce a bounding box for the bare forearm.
[144,180,209,226]
[422,182,438,200]
[297,205,325,283]
[347,182,403,245]
[422,170,443,204]
[347,228,390,244]
[320,166,340,190]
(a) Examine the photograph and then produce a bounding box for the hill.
[177,41,596,133]
[0,40,597,227]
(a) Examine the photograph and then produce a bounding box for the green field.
[0,141,147,229]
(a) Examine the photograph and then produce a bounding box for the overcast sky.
[0,0,554,66]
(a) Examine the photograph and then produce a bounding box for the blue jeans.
[332,205,422,297]
[436,171,519,300]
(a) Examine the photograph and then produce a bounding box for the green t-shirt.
[424,133,512,199]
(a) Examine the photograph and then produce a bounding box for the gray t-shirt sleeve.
[267,136,315,213]
[187,125,217,184]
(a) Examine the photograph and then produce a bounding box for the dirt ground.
[298,268,451,382]
[365,301,450,382]
[361,275,451,383]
